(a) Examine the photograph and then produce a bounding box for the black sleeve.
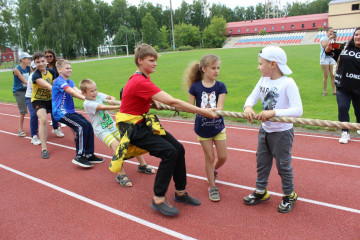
[32,70,42,84]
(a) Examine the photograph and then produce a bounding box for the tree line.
[0,0,330,58]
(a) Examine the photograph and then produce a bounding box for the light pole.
[170,0,175,51]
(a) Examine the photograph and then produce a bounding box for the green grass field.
[0,44,357,130]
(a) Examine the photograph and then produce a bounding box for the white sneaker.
[52,128,64,138]
[31,135,41,145]
[339,132,350,144]
[60,123,67,127]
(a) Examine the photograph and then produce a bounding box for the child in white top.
[80,79,155,187]
[243,46,303,213]
[25,61,41,145]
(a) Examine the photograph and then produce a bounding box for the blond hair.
[134,43,158,66]
[183,54,220,90]
[56,59,71,69]
[79,78,96,92]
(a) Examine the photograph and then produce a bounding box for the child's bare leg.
[37,109,48,151]
[110,140,132,187]
[136,155,156,174]
[200,140,216,187]
[19,113,25,132]
[214,139,227,170]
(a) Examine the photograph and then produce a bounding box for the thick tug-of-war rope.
[103,99,360,130]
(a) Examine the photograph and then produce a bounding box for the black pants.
[130,121,187,197]
[336,88,360,132]
[59,112,94,156]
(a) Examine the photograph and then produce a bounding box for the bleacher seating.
[224,28,356,49]
[313,28,355,43]
[233,32,306,47]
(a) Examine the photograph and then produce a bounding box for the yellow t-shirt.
[31,69,55,102]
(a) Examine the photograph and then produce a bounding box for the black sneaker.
[72,155,93,168]
[41,150,50,159]
[87,154,104,164]
[278,192,298,213]
[243,189,270,205]
[174,192,201,206]
[151,199,179,216]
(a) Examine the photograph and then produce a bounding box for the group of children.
[13,44,302,217]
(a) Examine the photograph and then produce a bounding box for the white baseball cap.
[258,46,292,75]
[19,52,32,59]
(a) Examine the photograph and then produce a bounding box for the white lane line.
[178,140,360,169]
[1,130,360,215]
[188,174,360,214]
[0,164,196,240]
[1,114,360,170]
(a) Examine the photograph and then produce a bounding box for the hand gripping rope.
[103,99,360,130]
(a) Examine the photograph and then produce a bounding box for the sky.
[121,0,312,10]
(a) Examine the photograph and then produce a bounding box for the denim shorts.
[320,56,336,65]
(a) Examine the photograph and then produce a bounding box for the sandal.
[137,164,155,174]
[18,130,26,137]
[116,174,133,188]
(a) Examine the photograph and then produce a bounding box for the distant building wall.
[226,13,328,36]
[329,0,360,29]
[0,47,15,63]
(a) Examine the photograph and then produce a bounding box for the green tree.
[95,0,112,38]
[284,2,308,16]
[202,16,227,48]
[209,3,235,22]
[125,5,142,37]
[190,0,209,31]
[141,12,159,46]
[37,0,79,58]
[174,1,191,24]
[245,6,255,20]
[76,0,104,56]
[0,0,18,49]
[159,25,170,49]
[233,6,245,21]
[174,22,201,47]
[18,0,44,52]
[108,0,127,37]
[255,3,264,19]
[307,0,331,14]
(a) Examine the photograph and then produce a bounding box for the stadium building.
[328,0,360,29]
[0,47,15,63]
[226,13,328,36]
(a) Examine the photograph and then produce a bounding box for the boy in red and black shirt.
[110,44,218,216]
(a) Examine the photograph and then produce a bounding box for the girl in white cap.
[242,46,303,213]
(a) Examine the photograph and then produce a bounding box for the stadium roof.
[329,0,359,4]
[227,13,328,28]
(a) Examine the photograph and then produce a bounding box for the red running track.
[0,102,359,239]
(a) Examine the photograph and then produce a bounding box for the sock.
[284,191,294,197]
[255,189,265,194]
